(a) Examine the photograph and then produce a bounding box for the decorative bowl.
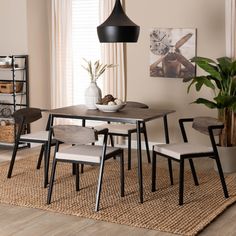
[95,103,126,112]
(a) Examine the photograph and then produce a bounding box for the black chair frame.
[47,128,124,212]
[7,108,54,188]
[151,118,229,205]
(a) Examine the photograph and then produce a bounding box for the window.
[72,0,101,105]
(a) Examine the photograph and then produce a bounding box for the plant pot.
[214,146,236,173]
[85,82,102,110]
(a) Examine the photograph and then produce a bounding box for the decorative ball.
[114,99,123,105]
[108,101,115,105]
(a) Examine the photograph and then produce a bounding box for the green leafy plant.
[184,56,236,146]
[81,59,115,82]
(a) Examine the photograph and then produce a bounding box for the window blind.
[72,0,101,105]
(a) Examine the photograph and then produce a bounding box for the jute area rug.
[0,151,236,236]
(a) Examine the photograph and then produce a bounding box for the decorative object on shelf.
[82,59,115,109]
[0,119,15,143]
[0,82,23,94]
[184,56,236,172]
[0,106,12,118]
[0,101,12,118]
[97,0,140,43]
[150,28,196,78]
[0,56,12,68]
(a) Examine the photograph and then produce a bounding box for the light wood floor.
[0,146,236,236]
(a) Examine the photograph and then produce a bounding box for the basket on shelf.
[0,123,15,143]
[0,82,23,94]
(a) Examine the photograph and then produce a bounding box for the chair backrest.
[126,101,149,109]
[53,125,98,145]
[192,117,223,136]
[13,108,42,124]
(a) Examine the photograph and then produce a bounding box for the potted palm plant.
[184,56,236,172]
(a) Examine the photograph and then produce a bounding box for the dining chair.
[151,117,229,205]
[7,107,54,188]
[94,101,151,170]
[47,125,124,212]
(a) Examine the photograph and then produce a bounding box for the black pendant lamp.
[97,0,140,43]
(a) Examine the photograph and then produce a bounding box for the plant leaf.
[191,56,216,64]
[190,56,222,81]
[214,94,236,109]
[187,76,215,93]
[193,98,218,109]
[217,57,232,75]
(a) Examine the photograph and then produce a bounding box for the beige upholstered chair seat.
[95,123,136,134]
[56,145,120,163]
[20,131,50,141]
[153,143,213,160]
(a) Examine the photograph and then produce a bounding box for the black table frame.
[46,105,174,203]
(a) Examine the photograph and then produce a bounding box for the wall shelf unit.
[0,55,29,145]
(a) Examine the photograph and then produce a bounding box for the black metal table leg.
[44,114,54,188]
[143,122,151,163]
[163,115,173,185]
[136,121,143,203]
[163,115,170,144]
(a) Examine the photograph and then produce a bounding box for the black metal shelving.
[0,55,29,145]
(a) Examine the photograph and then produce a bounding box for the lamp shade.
[97,0,140,43]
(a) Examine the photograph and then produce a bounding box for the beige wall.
[27,0,50,110]
[0,0,226,141]
[0,0,50,131]
[0,0,28,55]
[126,0,225,144]
[26,0,51,131]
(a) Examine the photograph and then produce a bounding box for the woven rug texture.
[0,152,236,236]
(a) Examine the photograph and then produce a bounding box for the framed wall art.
[150,28,196,79]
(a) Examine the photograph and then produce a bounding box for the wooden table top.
[49,105,175,124]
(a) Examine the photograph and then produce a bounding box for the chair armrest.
[179,118,194,124]
[208,124,224,152]
[208,124,224,136]
[179,118,194,143]
[95,128,109,135]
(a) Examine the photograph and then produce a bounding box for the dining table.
[46,104,175,203]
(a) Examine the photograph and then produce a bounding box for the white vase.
[85,82,102,109]
[214,146,236,173]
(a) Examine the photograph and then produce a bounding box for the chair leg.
[7,140,19,178]
[151,150,157,192]
[44,142,50,188]
[128,134,132,170]
[81,164,84,174]
[215,156,229,198]
[75,163,80,191]
[72,163,76,175]
[119,151,125,197]
[143,123,151,164]
[47,159,57,204]
[110,134,114,147]
[109,135,117,160]
[168,159,174,185]
[188,159,199,186]
[179,159,185,205]
[36,145,44,170]
[95,158,106,212]
[73,163,84,174]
